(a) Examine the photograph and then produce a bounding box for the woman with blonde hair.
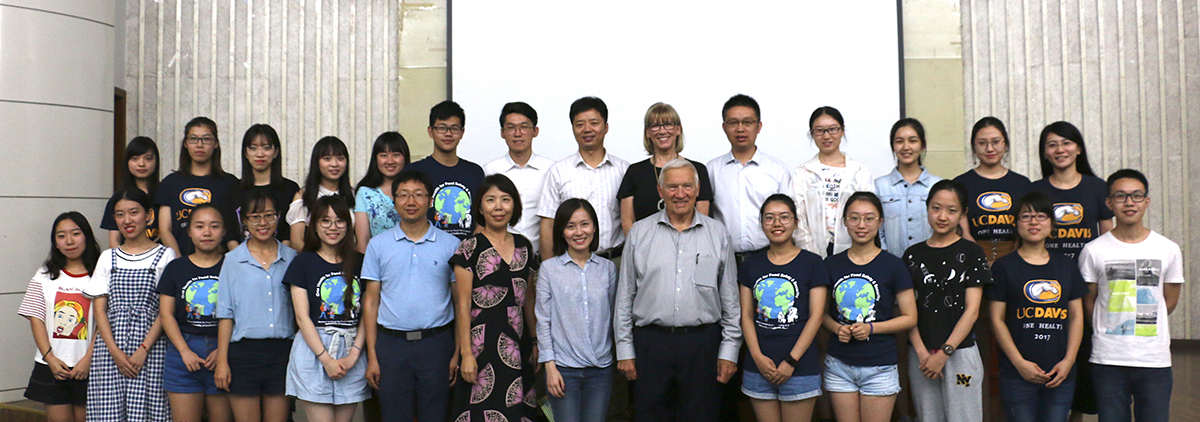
[617,102,713,234]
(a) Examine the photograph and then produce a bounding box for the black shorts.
[227,338,291,396]
[24,362,87,406]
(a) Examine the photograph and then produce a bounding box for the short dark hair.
[927,179,969,211]
[1106,168,1149,194]
[890,118,926,165]
[44,212,101,279]
[552,198,600,256]
[500,102,538,127]
[1011,191,1054,247]
[473,174,522,229]
[1038,121,1096,179]
[569,97,608,123]
[111,186,154,215]
[179,116,225,177]
[429,100,466,127]
[808,106,844,129]
[970,117,1010,153]
[841,191,885,248]
[121,136,160,197]
[356,132,412,190]
[722,94,760,121]
[392,170,434,199]
[187,203,225,226]
[240,124,284,190]
[240,190,278,217]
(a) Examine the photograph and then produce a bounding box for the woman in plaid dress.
[85,187,176,421]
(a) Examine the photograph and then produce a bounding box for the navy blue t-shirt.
[986,252,1086,379]
[282,251,363,328]
[155,172,241,255]
[824,251,913,366]
[406,157,485,240]
[953,169,1032,242]
[156,256,223,336]
[738,250,830,375]
[1030,176,1113,260]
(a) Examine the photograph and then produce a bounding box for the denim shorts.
[822,355,901,396]
[741,370,822,402]
[164,333,221,395]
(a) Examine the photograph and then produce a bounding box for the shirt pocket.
[880,195,903,221]
[694,255,719,289]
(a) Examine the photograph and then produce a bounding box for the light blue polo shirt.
[362,224,458,331]
[216,240,298,341]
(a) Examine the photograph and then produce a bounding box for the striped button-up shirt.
[537,150,629,252]
[535,253,618,369]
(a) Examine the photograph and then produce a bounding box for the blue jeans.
[999,373,1075,422]
[1092,364,1172,422]
[548,366,613,422]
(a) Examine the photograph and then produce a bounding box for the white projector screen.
[449,1,902,177]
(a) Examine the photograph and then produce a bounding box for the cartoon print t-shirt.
[986,252,1086,378]
[19,268,94,366]
[824,251,913,366]
[156,256,223,336]
[953,169,1032,242]
[738,250,830,375]
[406,156,485,240]
[903,239,992,349]
[1030,176,1113,260]
[155,172,241,255]
[282,251,363,328]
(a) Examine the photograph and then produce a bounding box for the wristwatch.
[783,354,800,367]
[941,344,956,356]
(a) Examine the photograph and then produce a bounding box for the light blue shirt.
[535,253,618,369]
[216,240,298,342]
[874,167,941,257]
[354,186,401,237]
[361,224,458,331]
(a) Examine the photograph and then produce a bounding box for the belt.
[597,244,624,259]
[379,324,450,341]
[643,323,717,334]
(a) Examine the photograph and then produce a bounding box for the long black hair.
[240,124,285,190]
[121,136,160,198]
[302,136,355,210]
[179,116,226,177]
[303,195,360,316]
[1038,121,1096,179]
[355,132,411,191]
[44,212,101,279]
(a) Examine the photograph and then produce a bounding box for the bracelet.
[352,344,362,351]
[42,346,53,359]
[316,348,327,358]
[868,322,874,336]
[139,343,148,351]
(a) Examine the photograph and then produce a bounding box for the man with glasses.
[361,170,460,422]
[614,158,741,422]
[1079,169,1184,422]
[408,100,486,240]
[483,102,554,254]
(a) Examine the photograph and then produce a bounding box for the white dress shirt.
[484,152,555,253]
[706,149,793,253]
[537,150,630,253]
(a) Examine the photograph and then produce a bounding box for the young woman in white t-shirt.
[19,212,102,422]
[793,106,874,258]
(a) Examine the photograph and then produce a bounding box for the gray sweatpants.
[907,345,983,422]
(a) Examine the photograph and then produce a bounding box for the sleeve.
[156,261,178,297]
[361,240,382,282]
[1095,179,1115,220]
[156,248,177,281]
[17,271,47,320]
[616,167,637,200]
[281,254,305,288]
[854,165,875,193]
[790,169,815,254]
[216,255,236,319]
[536,166,562,219]
[83,251,112,298]
[1078,243,1099,284]
[285,198,309,226]
[737,256,751,289]
[100,196,117,230]
[1066,261,1088,300]
[810,255,832,288]
[154,175,174,207]
[354,188,372,214]
[716,231,743,362]
[534,262,555,363]
[964,244,993,286]
[448,236,474,269]
[613,228,638,361]
[220,181,243,245]
[892,257,914,292]
[1164,242,1186,284]
[985,260,1009,301]
[695,162,715,202]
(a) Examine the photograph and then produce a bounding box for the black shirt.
[156,256,223,336]
[986,252,1086,379]
[155,172,241,255]
[953,169,1032,242]
[232,180,301,243]
[406,157,485,240]
[903,239,992,349]
[824,251,913,366]
[617,158,714,221]
[1030,176,1113,260]
[281,251,363,328]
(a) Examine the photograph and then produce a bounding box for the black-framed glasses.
[432,125,464,134]
[649,122,678,131]
[811,126,843,137]
[186,136,217,145]
[1110,191,1148,203]
[318,218,348,229]
[723,119,759,128]
[1018,213,1051,223]
[246,213,278,225]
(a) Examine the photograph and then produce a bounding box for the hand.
[45,354,72,380]
[914,347,931,367]
[617,359,637,381]
[1013,358,1049,384]
[320,354,347,380]
[545,362,566,398]
[69,354,92,380]
[1045,359,1075,388]
[850,323,871,341]
[717,359,737,384]
[448,352,460,387]
[113,349,136,378]
[203,350,218,371]
[837,325,854,343]
[128,347,147,375]
[771,360,795,385]
[215,360,231,391]
[919,350,947,379]
[460,354,478,384]
[335,349,360,377]
[365,356,381,390]
[751,353,777,380]
[181,349,206,373]
[530,344,541,372]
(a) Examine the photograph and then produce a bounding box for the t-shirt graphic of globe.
[834,275,878,323]
[183,277,219,327]
[317,274,361,320]
[433,182,472,227]
[754,276,798,324]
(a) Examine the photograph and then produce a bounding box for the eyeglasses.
[318,218,348,229]
[1018,213,1051,223]
[723,119,759,128]
[432,125,464,134]
[974,139,1004,150]
[662,183,696,193]
[246,212,278,225]
[395,192,429,202]
[762,214,795,225]
[1110,191,1148,203]
[649,122,678,132]
[811,126,843,137]
[845,215,878,225]
[186,136,217,145]
[503,124,533,133]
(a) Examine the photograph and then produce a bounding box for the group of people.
[19,93,1182,422]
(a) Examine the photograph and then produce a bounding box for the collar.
[557,253,600,267]
[653,209,705,230]
[721,149,761,166]
[503,152,547,171]
[235,239,289,266]
[886,167,934,186]
[392,224,437,244]
[572,150,612,169]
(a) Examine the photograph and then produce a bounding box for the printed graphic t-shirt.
[903,239,992,349]
[824,251,913,366]
[282,251,363,328]
[986,252,1086,378]
[953,169,1032,242]
[1080,231,1184,368]
[156,256,223,336]
[18,268,94,366]
[1030,176,1113,260]
[738,250,830,375]
[406,157,485,240]
[156,172,241,255]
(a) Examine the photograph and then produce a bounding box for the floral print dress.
[451,233,539,422]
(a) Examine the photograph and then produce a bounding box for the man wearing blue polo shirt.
[362,170,460,422]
